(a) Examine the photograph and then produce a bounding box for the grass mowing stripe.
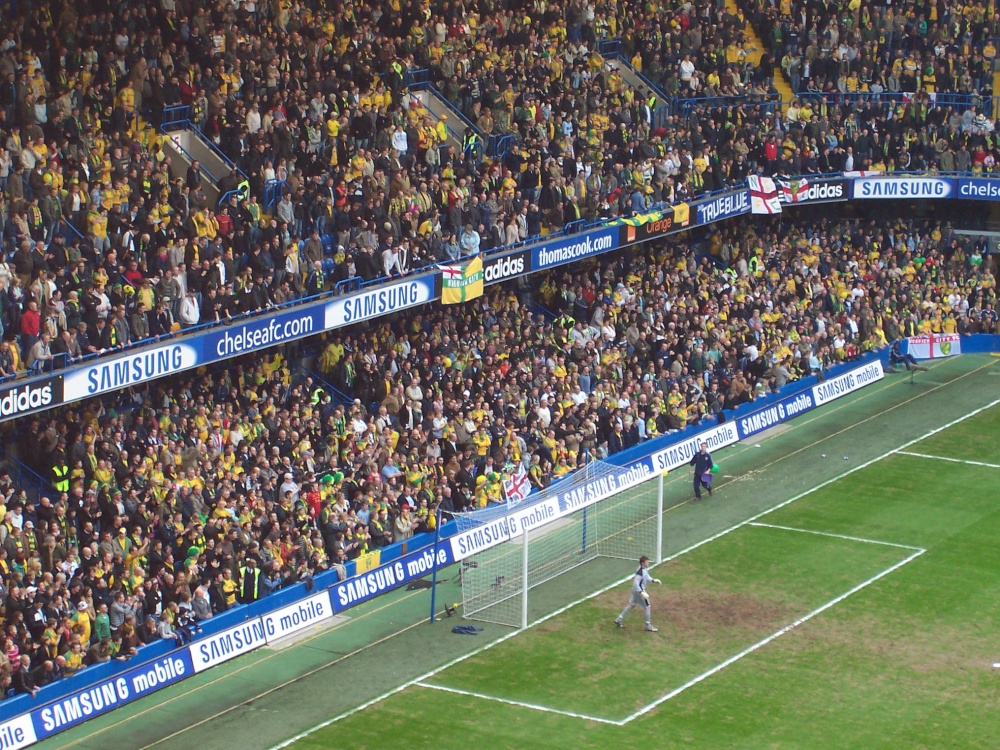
[896,451,1000,469]
[267,396,1000,750]
[747,522,924,551]
[414,681,623,726]
[619,547,926,724]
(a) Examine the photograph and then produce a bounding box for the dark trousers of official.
[694,474,712,499]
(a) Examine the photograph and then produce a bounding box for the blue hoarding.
[695,190,751,225]
[329,544,454,612]
[32,651,194,738]
[531,227,618,270]
[956,177,1000,201]
[736,391,816,440]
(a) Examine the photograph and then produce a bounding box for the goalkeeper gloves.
[641,591,650,605]
[653,579,662,585]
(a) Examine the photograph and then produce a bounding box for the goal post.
[451,460,666,629]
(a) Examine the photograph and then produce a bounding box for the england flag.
[503,466,530,506]
[748,175,782,214]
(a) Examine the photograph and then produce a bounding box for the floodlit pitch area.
[279,397,1000,749]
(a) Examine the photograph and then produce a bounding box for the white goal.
[454,461,665,628]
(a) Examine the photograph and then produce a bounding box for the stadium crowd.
[0,0,999,385]
[0,0,995,701]
[0,210,994,697]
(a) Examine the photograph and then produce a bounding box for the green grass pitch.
[289,404,1000,749]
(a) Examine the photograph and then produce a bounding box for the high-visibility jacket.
[52,465,70,492]
[239,566,262,601]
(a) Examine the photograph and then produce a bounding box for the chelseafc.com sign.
[0,377,63,419]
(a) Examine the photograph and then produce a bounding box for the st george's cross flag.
[747,175,782,214]
[503,465,530,506]
[440,256,484,305]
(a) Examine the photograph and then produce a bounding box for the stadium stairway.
[605,56,669,105]
[725,0,794,112]
[404,87,470,157]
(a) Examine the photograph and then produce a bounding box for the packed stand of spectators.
[419,0,774,136]
[0,0,998,386]
[0,215,994,696]
[745,0,1000,99]
[0,0,774,381]
[736,0,1000,173]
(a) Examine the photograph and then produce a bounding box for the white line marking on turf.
[619,548,926,724]
[896,451,1000,469]
[414,681,623,726]
[747,522,924,551]
[267,397,1000,749]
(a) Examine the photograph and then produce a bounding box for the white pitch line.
[747,522,924,551]
[267,397,1000,750]
[619,548,926,724]
[896,451,1000,470]
[415,681,623,726]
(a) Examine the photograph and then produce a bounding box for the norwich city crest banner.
[440,256,484,305]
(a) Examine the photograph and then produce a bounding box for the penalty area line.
[618,547,926,725]
[415,681,624,726]
[747,522,925,551]
[896,451,1000,470]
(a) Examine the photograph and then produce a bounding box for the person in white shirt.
[179,289,200,327]
[382,243,407,278]
[615,556,661,631]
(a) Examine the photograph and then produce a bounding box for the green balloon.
[711,465,720,474]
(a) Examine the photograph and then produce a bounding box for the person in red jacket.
[19,299,40,362]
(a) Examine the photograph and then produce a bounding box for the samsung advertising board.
[811,361,884,406]
[189,618,267,673]
[852,177,954,200]
[695,190,751,225]
[32,652,194,739]
[956,178,1000,201]
[64,343,200,402]
[261,591,333,643]
[0,715,36,750]
[331,544,455,611]
[737,391,816,440]
[648,422,740,473]
[324,277,436,328]
[483,250,531,285]
[554,459,654,516]
[531,227,618,270]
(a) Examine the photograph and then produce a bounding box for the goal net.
[453,460,664,629]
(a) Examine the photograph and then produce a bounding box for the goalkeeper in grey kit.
[615,556,660,631]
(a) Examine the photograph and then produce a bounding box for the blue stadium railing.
[159,105,251,207]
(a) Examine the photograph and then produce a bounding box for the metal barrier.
[263,179,289,210]
[488,133,518,161]
[404,68,430,89]
[161,104,192,129]
[304,368,355,405]
[675,94,783,118]
[217,188,241,209]
[597,39,621,57]
[334,276,362,295]
[0,450,57,504]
